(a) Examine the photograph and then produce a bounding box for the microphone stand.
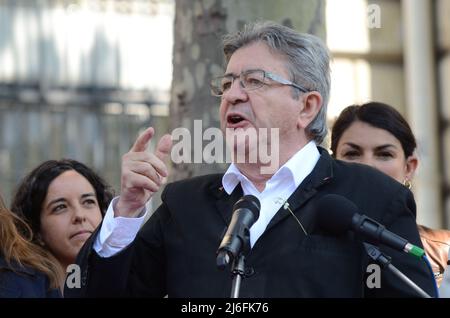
[216,233,251,298]
[363,243,432,298]
[230,253,246,298]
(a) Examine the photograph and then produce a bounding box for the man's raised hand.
[115,127,172,218]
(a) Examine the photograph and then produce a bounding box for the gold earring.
[403,179,412,189]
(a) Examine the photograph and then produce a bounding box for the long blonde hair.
[0,195,63,289]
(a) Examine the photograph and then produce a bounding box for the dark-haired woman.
[331,102,450,286]
[11,159,114,290]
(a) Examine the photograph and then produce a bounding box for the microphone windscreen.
[316,194,358,235]
[233,195,261,221]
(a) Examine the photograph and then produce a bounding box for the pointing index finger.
[130,127,154,153]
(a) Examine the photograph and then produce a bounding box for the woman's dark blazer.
[0,256,60,298]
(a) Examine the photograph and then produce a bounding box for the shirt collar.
[222,140,320,194]
[222,163,245,194]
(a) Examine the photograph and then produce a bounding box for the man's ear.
[297,91,323,130]
[405,154,418,181]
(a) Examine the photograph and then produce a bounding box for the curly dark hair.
[10,159,114,238]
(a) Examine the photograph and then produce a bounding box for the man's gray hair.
[222,21,331,144]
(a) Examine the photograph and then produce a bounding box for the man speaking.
[66,21,436,298]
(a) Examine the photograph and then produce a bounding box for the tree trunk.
[169,0,325,181]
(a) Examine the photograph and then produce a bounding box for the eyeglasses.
[210,69,309,97]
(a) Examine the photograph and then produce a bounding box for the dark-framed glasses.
[210,69,309,97]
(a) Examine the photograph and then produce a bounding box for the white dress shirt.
[94,140,320,256]
[222,140,320,247]
[94,197,149,257]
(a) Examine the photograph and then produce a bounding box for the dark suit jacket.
[0,256,61,298]
[66,148,436,298]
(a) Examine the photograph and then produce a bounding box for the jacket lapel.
[209,178,244,225]
[209,148,335,232]
[265,148,334,232]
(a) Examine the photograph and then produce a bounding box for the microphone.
[316,194,425,259]
[216,195,261,270]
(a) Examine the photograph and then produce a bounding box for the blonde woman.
[0,194,62,297]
